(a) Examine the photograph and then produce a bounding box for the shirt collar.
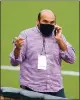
[36,25,41,33]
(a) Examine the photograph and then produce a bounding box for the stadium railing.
[0,87,68,100]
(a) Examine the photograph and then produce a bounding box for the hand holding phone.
[54,24,62,40]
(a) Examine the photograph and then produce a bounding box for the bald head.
[37,9,56,25]
[38,9,56,21]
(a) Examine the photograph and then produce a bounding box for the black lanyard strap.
[41,37,46,55]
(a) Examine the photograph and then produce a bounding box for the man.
[10,9,75,98]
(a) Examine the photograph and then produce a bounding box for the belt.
[20,85,33,91]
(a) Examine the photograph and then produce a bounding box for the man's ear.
[36,19,39,25]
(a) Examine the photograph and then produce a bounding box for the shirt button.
[47,84,50,89]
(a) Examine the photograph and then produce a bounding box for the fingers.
[54,24,62,30]
[15,37,24,42]
[54,24,62,34]
[13,37,24,48]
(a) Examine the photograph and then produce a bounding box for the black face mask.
[39,24,54,37]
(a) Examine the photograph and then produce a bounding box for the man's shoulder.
[21,26,37,34]
[19,26,38,38]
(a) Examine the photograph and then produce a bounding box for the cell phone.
[54,28,57,36]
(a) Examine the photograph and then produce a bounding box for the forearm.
[10,45,26,66]
[57,38,68,51]
[10,47,22,66]
[57,35,75,64]
[14,47,21,59]
[60,46,75,64]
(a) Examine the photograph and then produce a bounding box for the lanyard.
[41,37,46,55]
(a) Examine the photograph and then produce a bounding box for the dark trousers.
[41,88,66,98]
[20,85,66,98]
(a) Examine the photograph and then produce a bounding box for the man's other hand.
[14,37,24,49]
